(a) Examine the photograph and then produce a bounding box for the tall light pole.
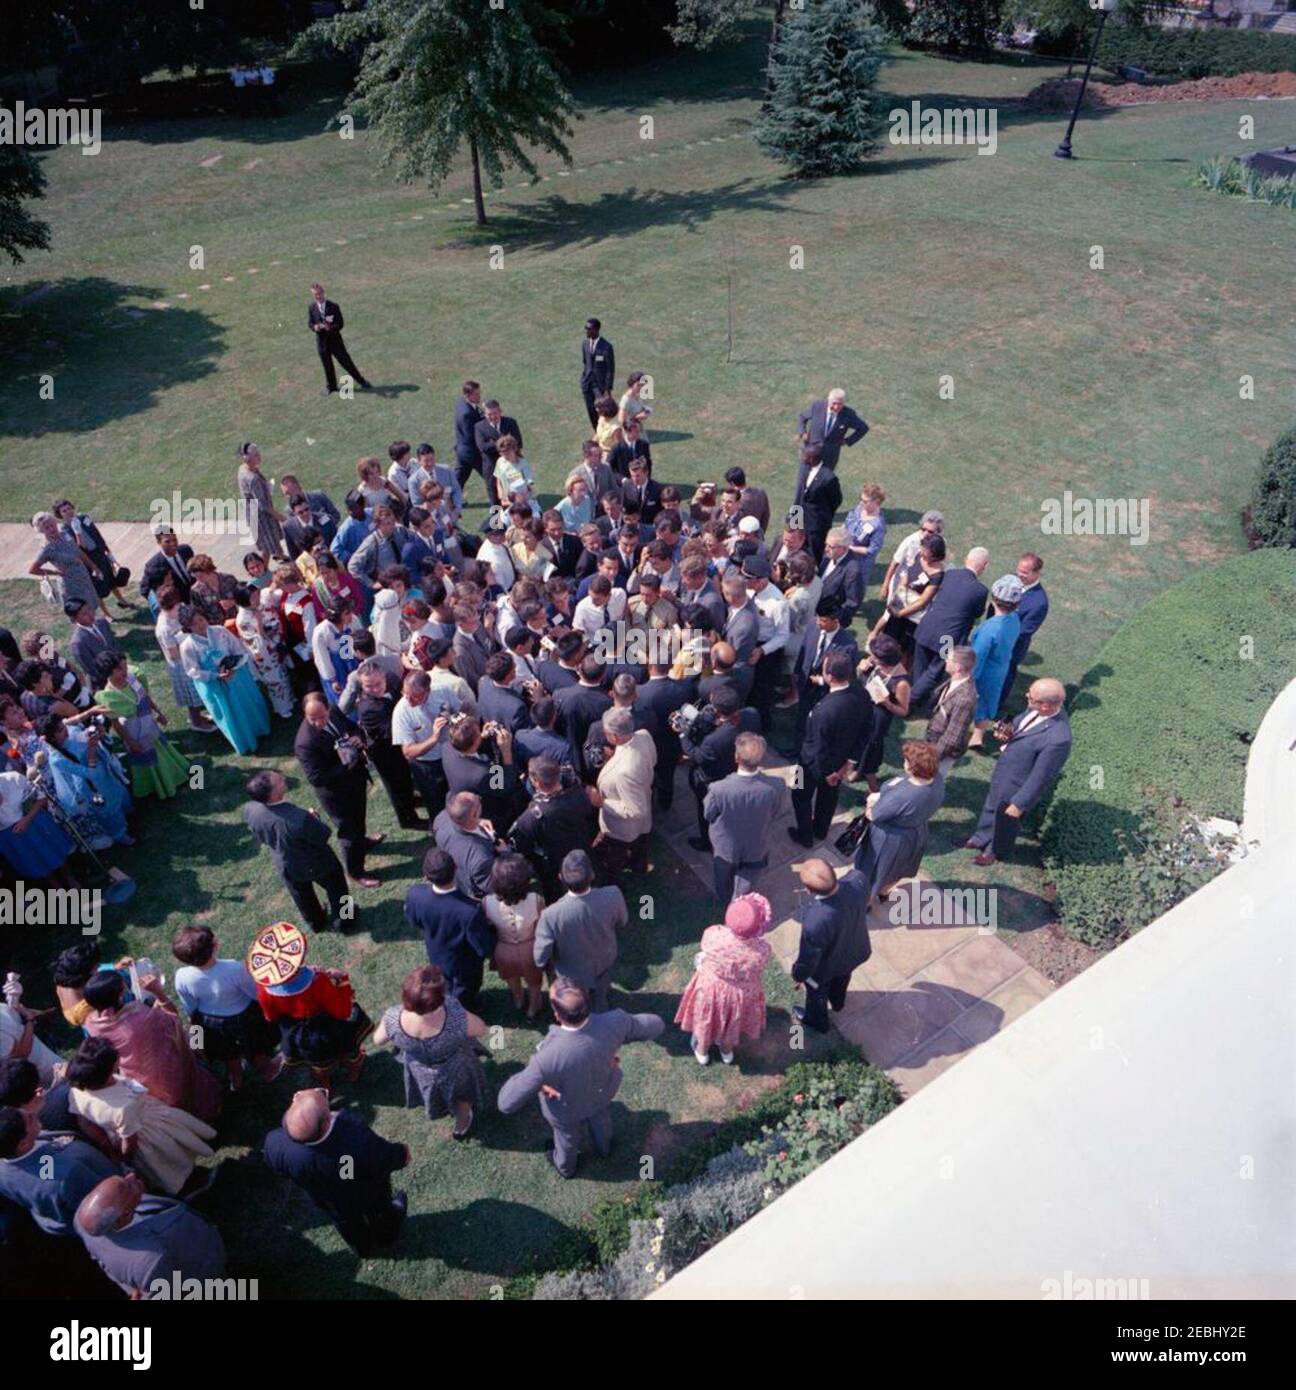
[1054,0,1117,160]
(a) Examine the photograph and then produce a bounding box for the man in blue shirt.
[330,490,373,568]
[0,1106,121,1237]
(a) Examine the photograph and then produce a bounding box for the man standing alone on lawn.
[308,282,371,396]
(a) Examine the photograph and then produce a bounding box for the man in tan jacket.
[592,707,657,875]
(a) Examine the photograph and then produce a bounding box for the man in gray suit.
[432,791,500,900]
[966,677,1072,865]
[243,770,352,932]
[64,600,122,684]
[703,732,787,901]
[720,571,760,668]
[498,978,664,1178]
[533,850,626,1012]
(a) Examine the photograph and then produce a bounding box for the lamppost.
[1054,0,1117,160]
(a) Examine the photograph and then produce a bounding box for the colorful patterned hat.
[246,921,308,987]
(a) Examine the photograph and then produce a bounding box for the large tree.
[0,148,52,267]
[297,0,576,226]
[755,0,889,178]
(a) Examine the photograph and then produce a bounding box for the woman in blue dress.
[177,605,271,755]
[968,575,1024,749]
[37,713,134,850]
[0,768,77,884]
[854,740,946,904]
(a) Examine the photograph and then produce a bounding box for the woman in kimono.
[154,587,217,734]
[311,597,363,705]
[38,713,134,849]
[232,584,293,718]
[236,443,286,561]
[92,653,190,800]
[67,1037,216,1196]
[178,605,271,755]
[968,575,1024,750]
[854,739,947,904]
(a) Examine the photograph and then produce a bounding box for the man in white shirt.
[742,555,790,732]
[392,668,453,816]
[574,575,626,640]
[476,524,515,592]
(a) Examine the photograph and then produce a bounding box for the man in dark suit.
[453,380,485,493]
[282,495,327,562]
[908,546,991,710]
[635,661,695,811]
[704,733,787,901]
[475,652,532,735]
[621,457,662,525]
[791,860,872,1033]
[794,597,859,718]
[681,686,761,851]
[999,553,1049,716]
[543,512,584,578]
[264,1091,408,1255]
[509,756,599,901]
[451,607,498,695]
[720,571,760,669]
[532,852,626,1012]
[403,849,495,1007]
[139,527,194,605]
[431,792,501,900]
[796,445,844,560]
[308,282,370,396]
[790,650,873,847]
[580,317,615,426]
[473,399,524,506]
[795,388,868,498]
[498,977,663,1178]
[725,466,770,534]
[817,530,866,627]
[294,694,381,887]
[966,678,1072,865]
[605,418,652,480]
[538,631,586,695]
[553,656,612,780]
[677,558,726,633]
[443,714,521,834]
[243,770,352,933]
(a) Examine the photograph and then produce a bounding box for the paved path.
[655,752,1054,1098]
[0,522,256,586]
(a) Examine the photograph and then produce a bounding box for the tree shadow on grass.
[0,277,226,440]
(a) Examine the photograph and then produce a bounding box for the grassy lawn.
[2,29,1291,1295]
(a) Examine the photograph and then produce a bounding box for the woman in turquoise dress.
[177,605,271,755]
[37,714,134,850]
[968,575,1023,749]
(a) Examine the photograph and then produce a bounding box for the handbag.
[834,811,870,857]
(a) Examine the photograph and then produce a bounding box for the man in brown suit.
[925,646,978,778]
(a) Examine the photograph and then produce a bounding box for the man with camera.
[509,756,599,902]
[679,686,761,854]
[352,660,424,830]
[442,714,521,835]
[294,693,383,888]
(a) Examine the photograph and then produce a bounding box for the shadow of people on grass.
[0,277,226,439]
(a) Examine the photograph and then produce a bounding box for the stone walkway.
[657,753,1055,1098]
[0,523,256,585]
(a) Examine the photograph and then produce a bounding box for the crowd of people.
[0,315,1074,1293]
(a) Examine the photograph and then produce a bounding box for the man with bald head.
[795,387,869,501]
[790,860,872,1034]
[295,691,382,888]
[909,546,991,710]
[263,1088,410,1255]
[966,678,1072,866]
[76,1171,226,1298]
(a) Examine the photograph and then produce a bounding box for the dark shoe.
[398,816,428,830]
[793,1006,829,1034]
[357,378,373,390]
[787,829,813,849]
[686,836,711,853]
[972,852,998,867]
[322,386,336,397]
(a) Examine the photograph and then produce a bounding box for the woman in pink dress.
[674,893,772,1067]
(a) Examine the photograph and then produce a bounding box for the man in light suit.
[308,282,370,396]
[243,770,352,933]
[998,553,1049,716]
[966,677,1071,865]
[580,317,615,426]
[909,546,991,711]
[720,571,759,669]
[532,850,626,1012]
[703,733,787,901]
[473,399,524,506]
[451,606,499,695]
[791,860,872,1033]
[592,708,656,877]
[925,646,979,777]
[498,978,664,1178]
[64,600,121,684]
[795,387,868,498]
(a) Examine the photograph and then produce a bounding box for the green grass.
[3,29,1293,1295]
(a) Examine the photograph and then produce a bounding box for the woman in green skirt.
[92,652,190,800]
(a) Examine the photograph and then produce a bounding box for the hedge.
[1248,424,1296,549]
[1036,22,1296,80]
[1042,549,1296,947]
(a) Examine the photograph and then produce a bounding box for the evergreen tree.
[755,0,889,178]
[0,148,51,267]
[298,0,576,226]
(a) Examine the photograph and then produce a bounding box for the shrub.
[1041,550,1296,947]
[908,0,1007,52]
[1194,158,1296,210]
[1035,22,1296,79]
[1248,426,1296,550]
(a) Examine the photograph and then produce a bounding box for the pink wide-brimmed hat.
[724,893,772,939]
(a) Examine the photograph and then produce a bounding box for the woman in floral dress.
[674,893,772,1067]
[232,584,293,718]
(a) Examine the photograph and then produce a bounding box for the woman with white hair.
[28,512,104,619]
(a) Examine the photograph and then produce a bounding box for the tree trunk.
[470,137,487,226]
[765,0,787,100]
